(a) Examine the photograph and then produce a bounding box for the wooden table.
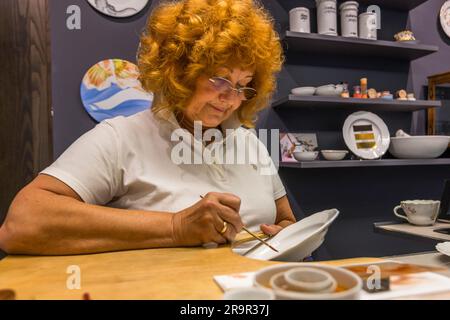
[0,246,382,300]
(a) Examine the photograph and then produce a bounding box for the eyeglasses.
[208,77,257,101]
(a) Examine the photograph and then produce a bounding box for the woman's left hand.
[260,224,283,236]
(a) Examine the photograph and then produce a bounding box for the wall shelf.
[284,31,439,60]
[280,158,450,169]
[356,0,429,11]
[272,95,441,112]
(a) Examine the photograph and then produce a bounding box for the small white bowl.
[254,264,363,300]
[284,267,337,293]
[223,287,275,300]
[321,150,349,161]
[291,86,316,96]
[293,151,319,161]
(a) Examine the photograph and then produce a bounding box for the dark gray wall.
[50,0,450,259]
[409,0,450,133]
[50,0,156,157]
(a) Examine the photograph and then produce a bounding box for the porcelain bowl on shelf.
[291,87,316,96]
[293,151,319,161]
[321,150,349,161]
[389,136,450,159]
[315,84,344,96]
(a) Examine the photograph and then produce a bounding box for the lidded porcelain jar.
[359,12,377,40]
[339,1,359,37]
[316,0,337,36]
[289,7,311,33]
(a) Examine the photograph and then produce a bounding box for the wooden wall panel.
[0,0,52,224]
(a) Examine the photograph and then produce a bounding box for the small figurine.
[407,93,416,101]
[341,82,350,98]
[360,78,368,99]
[394,30,416,42]
[353,85,362,98]
[396,89,407,100]
[368,88,377,99]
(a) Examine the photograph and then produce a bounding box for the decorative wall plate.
[441,1,450,38]
[86,0,150,18]
[343,111,390,160]
[80,59,153,122]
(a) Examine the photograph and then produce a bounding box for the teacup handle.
[393,205,408,221]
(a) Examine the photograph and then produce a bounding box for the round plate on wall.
[441,1,450,38]
[343,111,390,160]
[80,59,153,122]
[86,0,150,18]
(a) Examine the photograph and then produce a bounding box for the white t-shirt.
[41,109,286,231]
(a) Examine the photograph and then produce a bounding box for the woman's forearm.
[0,187,176,255]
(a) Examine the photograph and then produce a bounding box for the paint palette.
[343,111,390,160]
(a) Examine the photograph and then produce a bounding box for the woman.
[0,0,296,255]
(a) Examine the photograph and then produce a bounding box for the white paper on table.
[213,271,450,299]
[213,272,255,292]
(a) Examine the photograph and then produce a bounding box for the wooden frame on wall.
[427,71,450,135]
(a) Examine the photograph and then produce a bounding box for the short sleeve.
[271,169,286,200]
[40,121,122,205]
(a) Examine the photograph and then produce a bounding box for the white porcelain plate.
[436,241,450,257]
[440,1,450,38]
[80,59,153,122]
[86,0,149,18]
[233,209,339,262]
[343,111,390,160]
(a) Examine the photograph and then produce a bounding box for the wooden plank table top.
[0,246,383,300]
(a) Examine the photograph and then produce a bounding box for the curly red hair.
[137,0,284,127]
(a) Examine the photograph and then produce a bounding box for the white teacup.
[393,200,440,226]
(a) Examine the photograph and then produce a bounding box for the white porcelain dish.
[235,209,339,262]
[291,87,316,96]
[86,0,149,18]
[440,1,450,38]
[343,111,390,160]
[293,151,319,161]
[321,150,348,161]
[254,263,362,300]
[315,84,344,96]
[436,242,450,257]
[389,136,450,159]
[283,267,337,293]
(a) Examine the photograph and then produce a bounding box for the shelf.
[272,95,441,112]
[356,0,429,11]
[280,159,450,169]
[284,31,439,60]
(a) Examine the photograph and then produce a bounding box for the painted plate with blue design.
[80,59,153,122]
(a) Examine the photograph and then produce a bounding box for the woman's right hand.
[171,192,244,247]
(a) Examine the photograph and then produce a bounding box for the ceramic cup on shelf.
[290,7,311,33]
[339,1,359,38]
[316,0,337,36]
[393,200,440,226]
